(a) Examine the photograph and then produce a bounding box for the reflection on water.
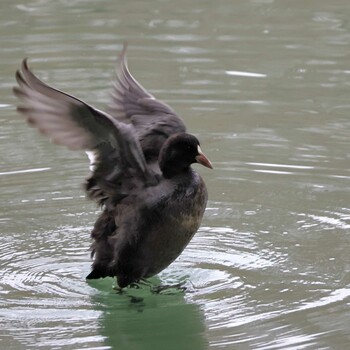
[92,283,207,350]
[1,0,350,348]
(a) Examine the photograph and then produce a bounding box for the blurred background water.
[1,0,349,349]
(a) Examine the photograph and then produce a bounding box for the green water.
[1,0,349,349]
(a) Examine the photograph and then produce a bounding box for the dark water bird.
[13,44,212,289]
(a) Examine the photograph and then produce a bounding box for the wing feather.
[107,44,186,160]
[14,58,157,205]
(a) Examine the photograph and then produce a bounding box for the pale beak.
[195,145,213,169]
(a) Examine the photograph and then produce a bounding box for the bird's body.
[89,168,207,288]
[14,44,212,288]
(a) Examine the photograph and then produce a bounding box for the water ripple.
[2,0,350,348]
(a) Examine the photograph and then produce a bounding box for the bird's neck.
[160,161,191,179]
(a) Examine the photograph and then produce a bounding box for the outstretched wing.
[108,43,186,161]
[14,58,157,206]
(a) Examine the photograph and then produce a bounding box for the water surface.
[1,0,349,349]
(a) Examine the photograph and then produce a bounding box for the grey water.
[1,0,349,349]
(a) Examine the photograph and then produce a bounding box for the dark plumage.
[13,44,212,288]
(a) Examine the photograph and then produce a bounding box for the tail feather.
[86,268,106,280]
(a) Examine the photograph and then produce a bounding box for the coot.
[13,44,212,288]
